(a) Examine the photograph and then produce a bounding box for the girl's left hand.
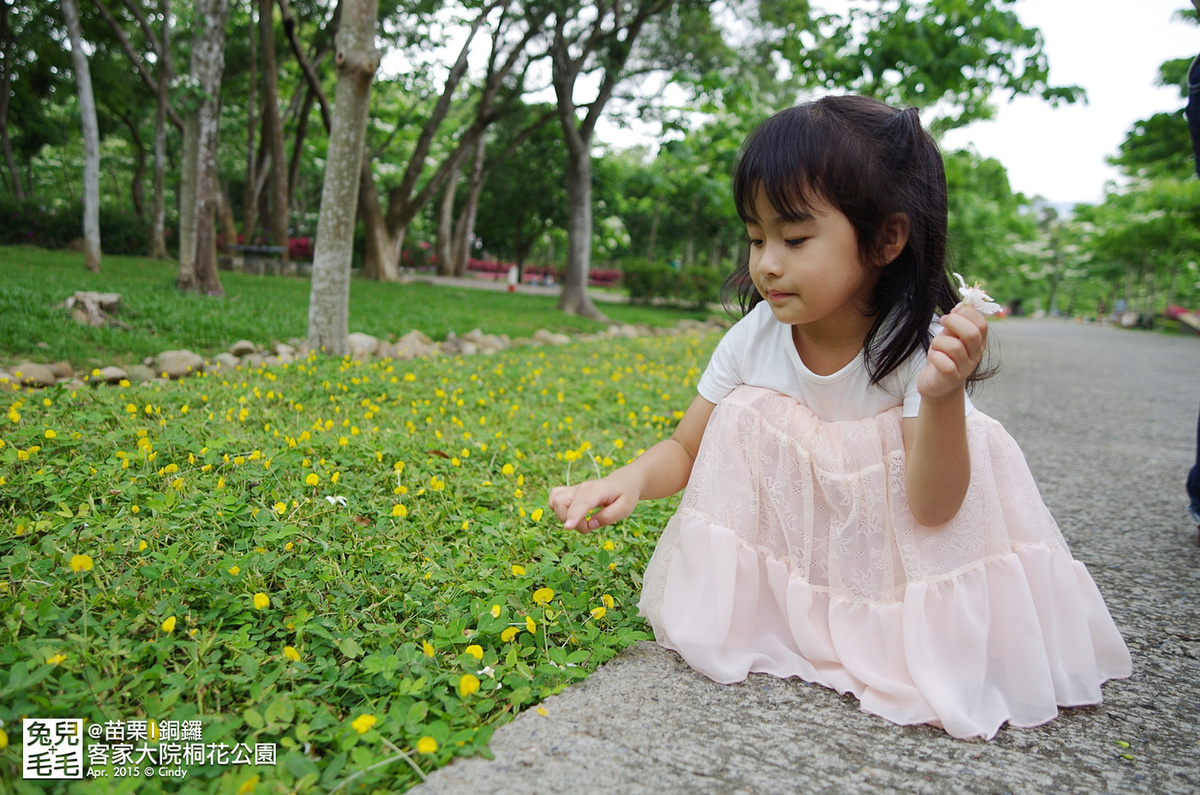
[918,305,988,401]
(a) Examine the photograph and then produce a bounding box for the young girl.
[548,95,1131,740]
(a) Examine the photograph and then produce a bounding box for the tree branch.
[92,0,183,129]
[278,0,332,133]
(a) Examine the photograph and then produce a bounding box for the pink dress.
[638,385,1132,739]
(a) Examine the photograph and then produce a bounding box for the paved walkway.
[411,319,1200,795]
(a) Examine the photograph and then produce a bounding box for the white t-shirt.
[697,302,973,422]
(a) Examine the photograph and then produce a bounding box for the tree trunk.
[259,0,290,259]
[62,0,102,273]
[558,146,604,318]
[435,179,456,276]
[118,112,147,219]
[242,4,259,243]
[308,0,378,357]
[151,0,172,258]
[358,161,403,281]
[0,0,23,201]
[217,179,238,250]
[177,0,228,296]
[287,84,315,209]
[452,133,487,277]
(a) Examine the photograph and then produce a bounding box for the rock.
[0,370,21,392]
[460,341,479,356]
[243,353,267,370]
[394,330,437,360]
[59,378,86,391]
[532,329,572,346]
[230,339,258,356]
[263,355,281,368]
[11,362,57,387]
[347,332,379,358]
[208,352,241,372]
[48,361,73,378]
[96,366,128,384]
[155,350,204,379]
[274,342,296,358]
[127,365,156,383]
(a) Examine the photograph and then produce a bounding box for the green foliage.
[0,201,154,254]
[0,324,721,792]
[623,259,723,309]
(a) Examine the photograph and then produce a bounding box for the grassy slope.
[0,246,716,369]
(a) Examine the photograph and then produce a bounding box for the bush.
[623,259,722,309]
[0,198,152,255]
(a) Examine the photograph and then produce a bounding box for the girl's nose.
[756,244,784,277]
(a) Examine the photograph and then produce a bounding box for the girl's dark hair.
[724,94,988,388]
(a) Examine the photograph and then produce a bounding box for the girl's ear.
[876,214,910,266]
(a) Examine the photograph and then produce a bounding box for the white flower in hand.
[953,273,1002,315]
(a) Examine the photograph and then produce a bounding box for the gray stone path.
[411,319,1200,795]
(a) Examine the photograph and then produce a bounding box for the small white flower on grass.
[953,273,1002,315]
[324,495,347,507]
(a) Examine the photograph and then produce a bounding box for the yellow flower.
[536,706,549,716]
[44,429,56,439]
[490,604,501,618]
[273,502,286,515]
[47,653,67,665]
[253,592,270,610]
[422,640,435,657]
[525,615,537,634]
[602,594,614,609]
[602,540,615,551]
[351,714,377,734]
[500,626,519,642]
[457,673,481,697]
[305,473,319,486]
[533,587,554,606]
[237,775,259,795]
[416,736,437,754]
[511,565,526,576]
[68,554,93,572]
[228,566,241,576]
[0,727,7,750]
[590,606,607,620]
[161,616,177,633]
[531,508,544,522]
[501,463,514,475]
[465,644,483,660]
[284,646,301,662]
[138,540,148,551]
[391,503,407,518]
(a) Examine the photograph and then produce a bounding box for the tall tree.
[259,0,290,260]
[307,0,378,355]
[548,0,673,318]
[61,0,102,272]
[177,0,228,295]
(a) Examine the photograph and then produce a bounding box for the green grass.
[0,286,722,793]
[0,246,718,370]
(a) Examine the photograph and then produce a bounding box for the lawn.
[0,246,726,793]
[0,246,716,370]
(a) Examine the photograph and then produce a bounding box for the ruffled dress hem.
[636,386,1131,740]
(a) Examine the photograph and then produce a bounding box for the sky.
[923,0,1195,206]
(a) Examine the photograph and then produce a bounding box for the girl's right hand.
[548,473,641,533]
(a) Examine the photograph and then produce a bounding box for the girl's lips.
[767,290,793,302]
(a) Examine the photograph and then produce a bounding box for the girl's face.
[744,193,880,337]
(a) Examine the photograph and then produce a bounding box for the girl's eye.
[747,238,763,247]
[785,238,807,247]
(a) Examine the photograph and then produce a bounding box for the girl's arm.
[548,394,717,532]
[901,306,988,527]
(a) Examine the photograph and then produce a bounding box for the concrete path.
[411,319,1200,795]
